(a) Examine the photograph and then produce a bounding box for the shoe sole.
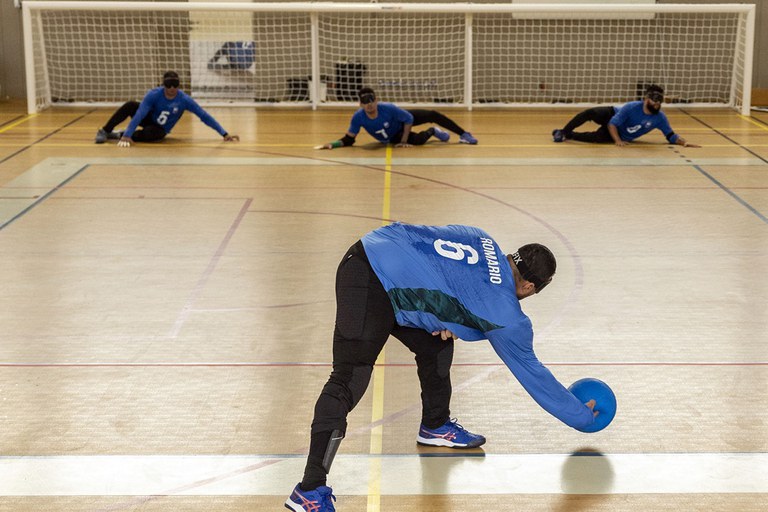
[417,436,486,448]
[459,139,477,144]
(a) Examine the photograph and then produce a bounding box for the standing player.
[285,222,596,512]
[317,87,478,149]
[552,84,699,147]
[93,71,239,147]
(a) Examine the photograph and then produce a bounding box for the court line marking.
[0,114,36,134]
[0,163,89,231]
[168,198,253,338]
[683,109,768,166]
[1,453,767,496]
[0,113,90,166]
[0,149,760,500]
[693,165,768,224]
[367,145,394,512]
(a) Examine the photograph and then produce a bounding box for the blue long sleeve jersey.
[124,87,227,139]
[347,103,414,143]
[609,100,679,143]
[361,223,594,430]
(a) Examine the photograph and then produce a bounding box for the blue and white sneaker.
[459,132,478,144]
[417,418,486,448]
[432,126,450,142]
[285,483,336,512]
[552,129,566,143]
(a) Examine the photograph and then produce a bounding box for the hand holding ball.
[568,378,617,433]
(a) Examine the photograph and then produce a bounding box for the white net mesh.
[318,13,466,103]
[473,12,743,105]
[24,3,752,112]
[31,9,312,107]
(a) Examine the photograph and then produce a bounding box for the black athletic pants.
[301,240,454,490]
[102,101,167,142]
[390,109,467,145]
[562,106,616,143]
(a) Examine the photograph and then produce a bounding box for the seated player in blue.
[285,222,598,512]
[552,84,699,147]
[317,87,478,149]
[93,71,239,147]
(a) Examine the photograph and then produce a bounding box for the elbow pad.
[340,134,356,147]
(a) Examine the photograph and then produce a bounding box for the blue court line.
[0,163,90,231]
[693,165,768,224]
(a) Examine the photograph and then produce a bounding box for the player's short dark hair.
[163,71,179,80]
[645,84,664,101]
[358,87,376,104]
[511,243,556,292]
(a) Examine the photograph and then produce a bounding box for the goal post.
[22,2,755,115]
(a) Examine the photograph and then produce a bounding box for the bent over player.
[94,71,239,147]
[285,222,596,512]
[552,84,699,147]
[318,87,477,149]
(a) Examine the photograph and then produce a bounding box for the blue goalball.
[568,377,617,433]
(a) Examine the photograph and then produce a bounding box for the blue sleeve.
[347,110,363,135]
[657,113,679,144]
[124,92,155,138]
[609,103,630,128]
[184,96,227,136]
[395,105,414,124]
[487,327,595,430]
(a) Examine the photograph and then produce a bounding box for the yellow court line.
[0,114,37,134]
[366,145,393,512]
[739,114,768,131]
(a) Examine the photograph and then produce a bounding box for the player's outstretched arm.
[675,137,700,148]
[317,133,356,150]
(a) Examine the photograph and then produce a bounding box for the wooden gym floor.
[0,100,766,511]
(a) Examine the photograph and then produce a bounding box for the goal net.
[22,2,755,114]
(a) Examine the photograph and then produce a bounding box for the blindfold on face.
[647,92,663,103]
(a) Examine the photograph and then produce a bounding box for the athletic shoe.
[432,126,450,142]
[417,418,486,448]
[285,483,336,512]
[107,130,123,140]
[552,129,566,143]
[459,132,478,144]
[94,128,108,144]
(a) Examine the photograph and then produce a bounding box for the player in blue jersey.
[552,84,699,147]
[93,71,240,147]
[285,222,597,512]
[317,87,478,150]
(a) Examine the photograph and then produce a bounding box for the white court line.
[3,156,767,176]
[3,155,764,227]
[1,453,767,496]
